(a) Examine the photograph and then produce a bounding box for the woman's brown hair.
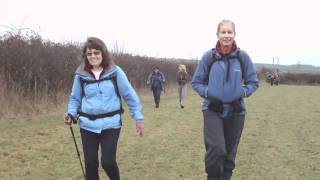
[82,37,113,69]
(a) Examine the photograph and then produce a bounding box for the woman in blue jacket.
[192,20,259,180]
[64,37,144,180]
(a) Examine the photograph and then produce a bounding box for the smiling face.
[216,21,236,47]
[86,48,103,69]
[153,68,159,73]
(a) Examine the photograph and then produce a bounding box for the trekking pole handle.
[67,113,78,124]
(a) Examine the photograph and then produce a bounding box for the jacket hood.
[75,63,117,78]
[214,41,238,59]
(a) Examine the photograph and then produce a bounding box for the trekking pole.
[67,114,86,179]
[162,82,166,94]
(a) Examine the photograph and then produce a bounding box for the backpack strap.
[79,75,124,114]
[109,75,124,114]
[159,72,165,82]
[204,48,218,83]
[78,109,122,120]
[79,76,114,97]
[236,48,245,80]
[206,48,246,82]
[209,48,218,70]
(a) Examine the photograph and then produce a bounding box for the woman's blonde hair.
[216,19,236,34]
[178,64,187,72]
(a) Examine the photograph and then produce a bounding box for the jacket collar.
[215,41,237,59]
[75,63,117,78]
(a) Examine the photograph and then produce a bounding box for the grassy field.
[0,84,320,180]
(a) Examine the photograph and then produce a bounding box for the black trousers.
[152,87,162,107]
[80,128,121,180]
[203,110,245,180]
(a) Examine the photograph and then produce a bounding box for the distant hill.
[254,63,320,74]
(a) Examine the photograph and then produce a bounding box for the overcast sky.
[1,0,320,66]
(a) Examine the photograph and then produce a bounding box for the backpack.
[78,74,124,121]
[177,71,188,85]
[205,48,245,82]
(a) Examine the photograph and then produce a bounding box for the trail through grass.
[0,84,320,180]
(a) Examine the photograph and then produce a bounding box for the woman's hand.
[136,122,144,137]
[64,114,72,125]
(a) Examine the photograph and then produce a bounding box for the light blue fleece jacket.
[191,48,259,116]
[67,64,143,133]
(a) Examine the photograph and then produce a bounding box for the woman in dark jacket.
[192,20,259,180]
[147,67,166,108]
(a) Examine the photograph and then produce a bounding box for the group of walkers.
[63,19,259,180]
[266,71,280,86]
[146,64,189,109]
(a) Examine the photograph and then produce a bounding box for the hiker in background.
[64,37,144,180]
[147,67,166,108]
[270,73,274,86]
[266,72,272,84]
[191,19,259,180]
[176,64,188,108]
[274,73,280,86]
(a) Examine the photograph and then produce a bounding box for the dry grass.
[0,84,320,180]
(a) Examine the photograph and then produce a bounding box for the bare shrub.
[279,73,320,85]
[0,32,199,117]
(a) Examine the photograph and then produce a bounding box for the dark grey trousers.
[203,110,245,180]
[152,87,162,107]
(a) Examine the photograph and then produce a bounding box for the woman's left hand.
[135,122,144,137]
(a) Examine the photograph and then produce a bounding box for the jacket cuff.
[133,112,144,121]
[242,87,247,97]
[135,119,144,123]
[204,87,208,98]
[68,110,77,117]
